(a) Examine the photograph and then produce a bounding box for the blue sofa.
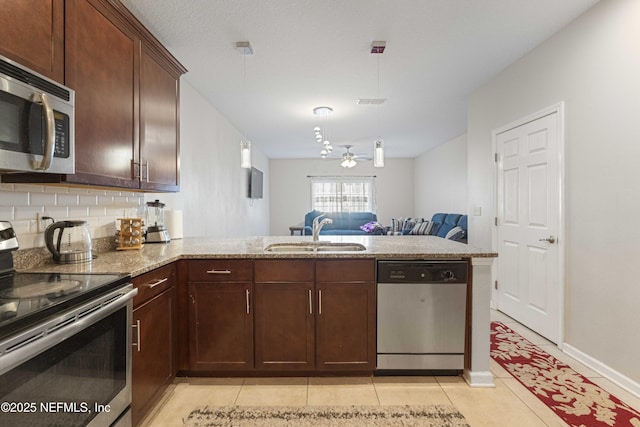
[392,213,467,243]
[303,210,383,235]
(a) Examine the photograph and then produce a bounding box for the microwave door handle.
[30,93,55,171]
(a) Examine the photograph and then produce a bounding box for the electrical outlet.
[36,212,53,233]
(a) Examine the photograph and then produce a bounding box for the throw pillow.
[390,217,406,235]
[401,218,419,234]
[408,220,433,235]
[360,221,385,234]
[445,226,466,241]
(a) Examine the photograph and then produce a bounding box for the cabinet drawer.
[188,259,253,282]
[133,263,176,307]
[316,259,375,282]
[254,260,314,282]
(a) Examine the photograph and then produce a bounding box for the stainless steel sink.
[264,242,366,252]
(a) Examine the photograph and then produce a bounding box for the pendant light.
[313,106,333,158]
[372,41,385,168]
[237,41,252,168]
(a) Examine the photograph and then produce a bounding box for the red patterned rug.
[490,321,640,427]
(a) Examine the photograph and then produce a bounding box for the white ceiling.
[120,0,598,160]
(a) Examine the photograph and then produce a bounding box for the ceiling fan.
[338,145,371,168]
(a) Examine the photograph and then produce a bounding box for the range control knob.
[441,270,456,281]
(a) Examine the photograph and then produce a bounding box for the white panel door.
[496,111,561,343]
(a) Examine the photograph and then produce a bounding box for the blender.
[144,200,171,243]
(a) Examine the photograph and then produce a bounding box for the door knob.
[539,235,556,244]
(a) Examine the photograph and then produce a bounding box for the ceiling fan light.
[341,157,356,168]
[374,140,385,167]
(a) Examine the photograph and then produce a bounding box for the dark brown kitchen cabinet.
[0,0,65,83]
[65,0,139,188]
[131,264,177,426]
[254,260,315,371]
[139,45,180,191]
[187,260,254,371]
[315,259,376,371]
[2,0,186,191]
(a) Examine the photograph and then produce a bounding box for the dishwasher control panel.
[377,260,468,283]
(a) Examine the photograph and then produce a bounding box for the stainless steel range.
[0,221,137,427]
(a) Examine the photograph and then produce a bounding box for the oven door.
[0,285,137,427]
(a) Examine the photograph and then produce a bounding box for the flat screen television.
[248,166,263,199]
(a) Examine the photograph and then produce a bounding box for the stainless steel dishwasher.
[377,260,468,372]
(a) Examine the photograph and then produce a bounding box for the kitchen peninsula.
[16,235,496,423]
[19,235,495,381]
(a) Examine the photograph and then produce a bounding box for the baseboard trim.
[563,343,640,399]
[463,369,495,388]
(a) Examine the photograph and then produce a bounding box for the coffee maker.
[144,200,170,243]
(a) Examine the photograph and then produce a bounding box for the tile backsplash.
[0,183,144,249]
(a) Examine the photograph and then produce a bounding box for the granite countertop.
[18,235,497,277]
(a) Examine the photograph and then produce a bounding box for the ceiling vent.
[357,98,387,105]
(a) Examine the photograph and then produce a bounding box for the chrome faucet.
[312,214,333,242]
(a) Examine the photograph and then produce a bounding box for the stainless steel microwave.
[0,55,74,174]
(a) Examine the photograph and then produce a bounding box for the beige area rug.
[185,405,470,426]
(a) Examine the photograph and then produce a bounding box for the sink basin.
[264,242,366,252]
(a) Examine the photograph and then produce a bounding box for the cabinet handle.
[246,289,250,314]
[318,290,322,315]
[206,269,232,274]
[132,160,141,180]
[147,277,168,289]
[308,289,313,314]
[132,320,141,352]
[143,160,150,182]
[190,294,195,304]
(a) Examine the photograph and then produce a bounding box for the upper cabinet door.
[0,0,65,83]
[64,0,139,188]
[140,46,180,192]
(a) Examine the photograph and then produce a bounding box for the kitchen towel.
[164,209,183,239]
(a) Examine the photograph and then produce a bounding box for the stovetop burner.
[0,271,131,340]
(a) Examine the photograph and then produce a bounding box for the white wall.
[414,134,468,219]
[468,0,640,385]
[148,81,270,237]
[269,158,414,236]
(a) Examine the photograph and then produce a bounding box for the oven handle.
[0,287,138,376]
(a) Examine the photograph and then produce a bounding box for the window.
[309,176,376,213]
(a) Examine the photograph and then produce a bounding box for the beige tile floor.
[140,310,640,427]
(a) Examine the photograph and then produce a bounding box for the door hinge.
[494,153,498,162]
[494,280,498,290]
[494,217,498,226]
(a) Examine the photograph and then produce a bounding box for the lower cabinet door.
[315,282,376,371]
[188,282,254,370]
[254,282,315,370]
[132,287,175,426]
